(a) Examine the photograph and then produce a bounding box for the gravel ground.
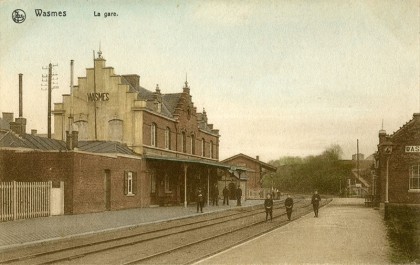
[196,198,390,265]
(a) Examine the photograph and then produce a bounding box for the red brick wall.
[0,150,150,215]
[224,157,261,190]
[377,117,420,204]
[143,109,219,159]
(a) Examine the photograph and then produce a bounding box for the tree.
[268,145,352,194]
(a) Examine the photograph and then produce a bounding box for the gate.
[0,181,53,222]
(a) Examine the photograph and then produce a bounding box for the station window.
[165,127,171,150]
[209,140,213,158]
[182,132,186,153]
[409,164,420,190]
[202,138,206,157]
[191,134,195,154]
[151,123,157,147]
[124,171,137,196]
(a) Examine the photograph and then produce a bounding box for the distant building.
[221,154,277,199]
[375,113,420,208]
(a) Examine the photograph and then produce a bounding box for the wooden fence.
[0,181,52,222]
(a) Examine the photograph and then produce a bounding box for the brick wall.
[377,114,420,204]
[0,150,149,215]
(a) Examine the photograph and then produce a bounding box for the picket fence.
[0,181,52,222]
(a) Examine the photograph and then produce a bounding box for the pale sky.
[0,0,418,161]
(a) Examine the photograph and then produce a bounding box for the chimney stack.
[256,155,260,161]
[31,129,37,135]
[19,73,23,117]
[66,130,79,150]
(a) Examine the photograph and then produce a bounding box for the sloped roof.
[0,130,66,150]
[162,93,182,114]
[78,141,137,155]
[0,130,137,156]
[390,113,419,138]
[222,153,277,172]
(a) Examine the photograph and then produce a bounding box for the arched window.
[202,138,206,157]
[151,123,157,147]
[165,127,171,150]
[182,131,186,153]
[191,134,195,154]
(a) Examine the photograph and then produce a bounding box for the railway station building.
[375,113,420,212]
[48,52,245,209]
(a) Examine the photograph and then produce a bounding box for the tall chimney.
[69,60,74,133]
[19,73,23,117]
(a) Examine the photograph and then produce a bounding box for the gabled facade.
[49,53,233,209]
[53,54,219,161]
[375,113,420,206]
[222,154,277,198]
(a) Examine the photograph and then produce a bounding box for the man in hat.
[284,194,294,221]
[311,190,321,217]
[236,185,242,206]
[196,188,204,213]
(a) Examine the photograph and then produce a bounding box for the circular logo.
[12,9,26,23]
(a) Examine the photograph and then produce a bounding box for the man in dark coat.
[264,193,274,221]
[311,190,321,217]
[236,185,242,206]
[284,194,294,221]
[223,186,229,205]
[196,188,204,213]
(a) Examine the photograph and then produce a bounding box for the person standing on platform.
[236,185,242,206]
[284,194,294,220]
[264,193,274,221]
[212,185,219,206]
[196,188,204,213]
[311,190,321,217]
[223,186,229,205]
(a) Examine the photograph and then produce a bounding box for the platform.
[0,199,263,251]
[196,198,390,264]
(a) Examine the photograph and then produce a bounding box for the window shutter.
[132,172,138,195]
[124,171,128,195]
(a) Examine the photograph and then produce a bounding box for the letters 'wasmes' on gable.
[53,53,220,159]
[50,53,233,209]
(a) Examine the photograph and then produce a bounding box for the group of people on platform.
[264,190,321,221]
[196,184,243,213]
[197,186,322,220]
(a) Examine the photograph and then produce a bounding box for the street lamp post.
[383,145,392,219]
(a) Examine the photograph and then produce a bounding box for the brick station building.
[49,52,245,209]
[375,113,420,210]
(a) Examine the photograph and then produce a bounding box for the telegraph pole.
[42,63,58,138]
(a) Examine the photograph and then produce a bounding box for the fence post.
[48,181,52,217]
[12,181,16,221]
[60,181,64,215]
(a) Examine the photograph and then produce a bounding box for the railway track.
[0,197,331,264]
